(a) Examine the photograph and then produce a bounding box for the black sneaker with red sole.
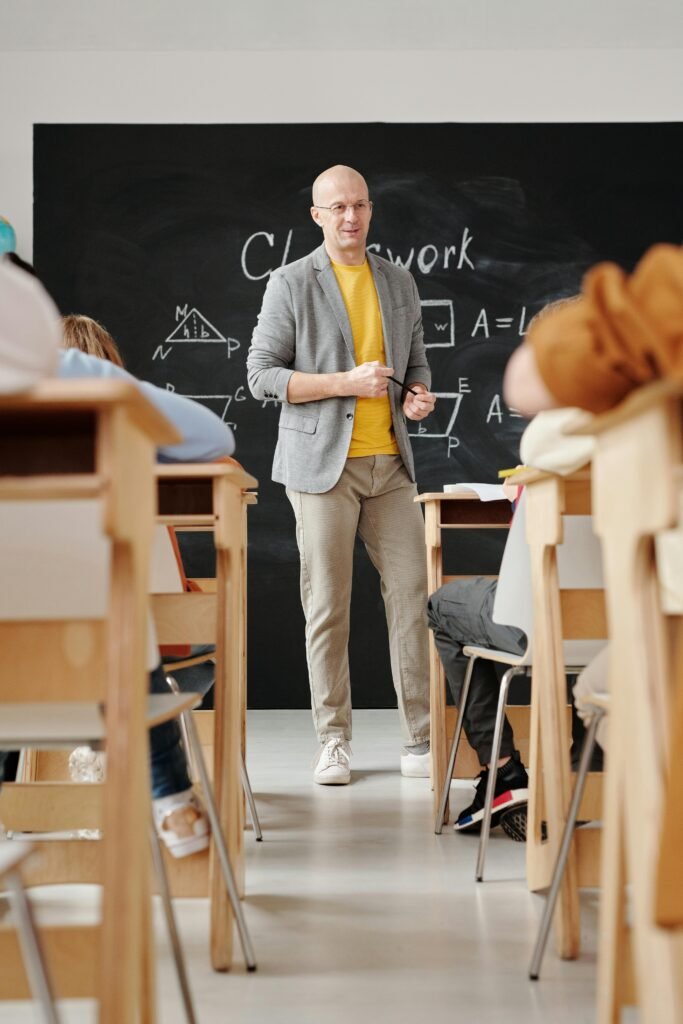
[454,752,528,835]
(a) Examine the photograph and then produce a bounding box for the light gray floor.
[1,709,617,1024]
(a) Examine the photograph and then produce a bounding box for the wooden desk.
[574,381,683,1022]
[154,462,257,971]
[415,492,511,820]
[511,466,605,960]
[0,380,178,1023]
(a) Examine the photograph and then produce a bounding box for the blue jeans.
[149,664,193,799]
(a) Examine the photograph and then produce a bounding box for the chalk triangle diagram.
[166,308,226,344]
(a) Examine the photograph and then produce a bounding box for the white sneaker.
[68,746,106,783]
[314,738,351,785]
[153,787,210,859]
[400,749,431,778]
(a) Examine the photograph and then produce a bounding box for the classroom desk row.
[421,380,683,1022]
[0,380,257,1022]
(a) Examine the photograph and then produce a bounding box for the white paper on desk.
[443,482,506,501]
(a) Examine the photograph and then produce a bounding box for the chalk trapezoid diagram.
[166,308,226,344]
[408,392,463,439]
[165,383,233,422]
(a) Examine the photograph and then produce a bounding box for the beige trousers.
[287,455,430,744]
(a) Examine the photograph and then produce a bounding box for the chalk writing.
[163,381,245,425]
[408,392,463,439]
[166,308,226,343]
[153,345,173,360]
[158,307,240,360]
[366,228,475,274]
[241,230,293,281]
[486,394,523,424]
[240,228,475,280]
[471,306,527,339]
[421,299,455,348]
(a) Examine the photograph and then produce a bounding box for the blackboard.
[34,122,683,711]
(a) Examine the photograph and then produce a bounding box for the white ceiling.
[1,0,682,51]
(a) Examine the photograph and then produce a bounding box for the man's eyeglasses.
[313,201,373,216]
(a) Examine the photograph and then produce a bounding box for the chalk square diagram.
[408,392,463,439]
[421,299,455,348]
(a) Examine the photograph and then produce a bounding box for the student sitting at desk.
[428,299,601,840]
[428,406,596,838]
[502,246,683,751]
[0,259,235,858]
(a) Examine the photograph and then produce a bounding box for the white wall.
[2,0,683,256]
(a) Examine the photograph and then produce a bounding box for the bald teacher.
[247,165,436,785]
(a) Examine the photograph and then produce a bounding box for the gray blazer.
[246,244,431,493]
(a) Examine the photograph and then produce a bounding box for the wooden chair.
[415,490,518,822]
[8,477,259,976]
[434,486,606,911]
[0,841,61,1023]
[657,625,683,928]
[434,490,534,842]
[529,688,609,979]
[154,461,257,969]
[573,381,683,1022]
[0,379,176,1023]
[516,465,607,963]
[0,691,209,1024]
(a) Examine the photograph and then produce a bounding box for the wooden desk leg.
[597,736,629,1024]
[425,503,447,823]
[140,858,157,1024]
[210,483,243,971]
[101,539,151,1023]
[617,548,683,1022]
[526,666,550,892]
[527,479,580,960]
[238,496,248,876]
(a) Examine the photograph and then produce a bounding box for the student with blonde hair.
[62,314,125,367]
[0,262,235,856]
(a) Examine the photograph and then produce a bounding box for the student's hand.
[345,361,394,397]
[403,384,436,421]
[502,474,523,502]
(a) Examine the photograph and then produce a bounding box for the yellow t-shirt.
[331,259,400,458]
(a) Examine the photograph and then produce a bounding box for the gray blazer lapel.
[313,245,356,361]
[368,254,393,370]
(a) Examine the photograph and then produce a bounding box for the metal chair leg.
[240,758,262,841]
[16,749,28,783]
[529,708,605,980]
[166,671,263,844]
[476,666,526,882]
[165,675,200,782]
[435,655,477,834]
[181,709,257,971]
[148,822,198,1024]
[5,871,61,1024]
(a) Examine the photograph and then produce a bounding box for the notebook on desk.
[443,483,505,501]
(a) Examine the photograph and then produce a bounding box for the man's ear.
[310,207,323,229]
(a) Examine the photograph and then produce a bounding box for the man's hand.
[403,384,436,421]
[345,361,394,397]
